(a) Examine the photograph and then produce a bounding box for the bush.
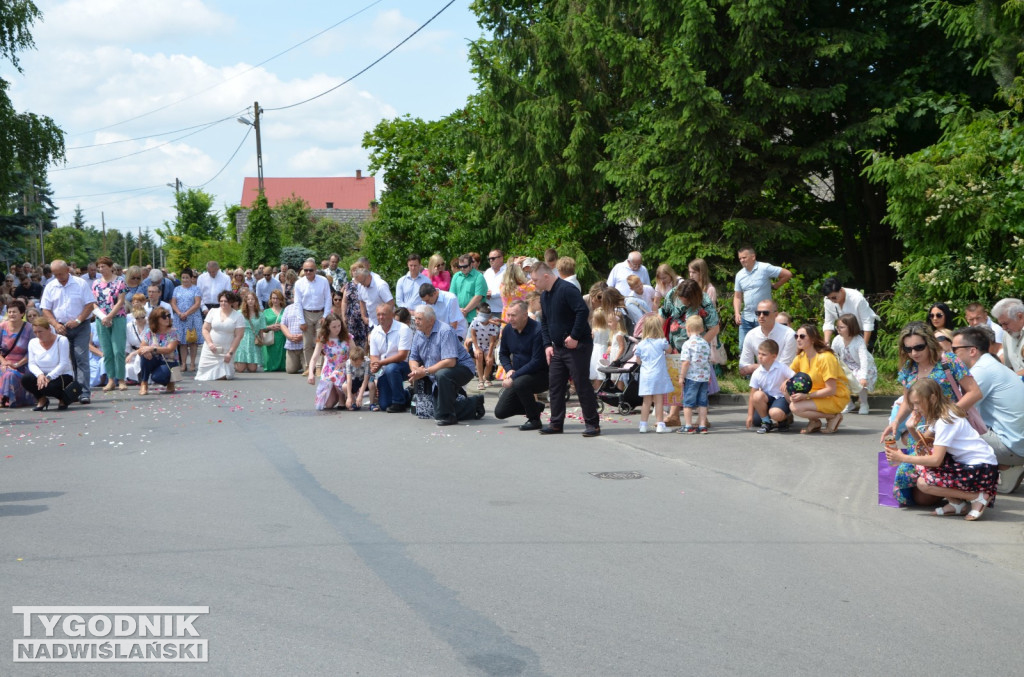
[279,246,317,270]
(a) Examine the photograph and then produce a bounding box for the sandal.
[369,403,380,412]
[822,413,843,434]
[698,426,709,434]
[800,419,823,434]
[477,381,488,391]
[965,492,990,521]
[935,500,966,516]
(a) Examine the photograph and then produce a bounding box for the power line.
[186,127,252,190]
[69,0,386,137]
[265,0,457,112]
[51,118,232,172]
[54,184,167,200]
[65,114,247,151]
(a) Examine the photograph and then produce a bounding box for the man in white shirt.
[79,262,101,285]
[293,259,332,371]
[395,254,432,310]
[419,283,468,340]
[353,266,393,328]
[606,251,650,296]
[196,261,232,311]
[40,259,97,403]
[820,277,879,345]
[952,327,1024,493]
[738,300,797,376]
[482,249,507,317]
[254,266,283,309]
[993,298,1024,375]
[369,303,414,412]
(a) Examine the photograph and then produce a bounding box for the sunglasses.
[795,333,808,339]
[302,269,315,273]
[157,312,170,318]
[755,310,772,317]
[929,312,944,319]
[902,343,928,353]
[488,256,501,261]
[457,264,469,269]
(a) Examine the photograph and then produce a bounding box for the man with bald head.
[40,260,97,404]
[607,251,650,296]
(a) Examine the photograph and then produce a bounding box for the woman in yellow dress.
[788,324,850,434]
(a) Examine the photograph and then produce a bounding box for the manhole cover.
[589,471,645,480]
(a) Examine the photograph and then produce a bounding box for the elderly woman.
[21,317,76,411]
[92,256,127,391]
[136,307,180,395]
[194,290,246,381]
[788,324,850,434]
[881,322,983,506]
[122,266,147,302]
[0,300,35,407]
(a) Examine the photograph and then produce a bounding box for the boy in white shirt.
[746,339,796,434]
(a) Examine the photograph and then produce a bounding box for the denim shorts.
[768,395,790,414]
[683,379,709,408]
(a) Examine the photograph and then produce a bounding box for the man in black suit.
[530,262,600,437]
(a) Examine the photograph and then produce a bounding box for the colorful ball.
[786,372,813,395]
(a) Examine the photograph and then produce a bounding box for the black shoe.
[756,421,774,434]
[474,398,486,419]
[57,400,69,411]
[539,425,563,435]
[582,425,601,438]
[79,397,91,405]
[33,399,50,412]
[519,419,542,431]
[386,403,407,413]
[436,415,459,426]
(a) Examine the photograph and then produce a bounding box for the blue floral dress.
[172,285,204,345]
[892,352,970,505]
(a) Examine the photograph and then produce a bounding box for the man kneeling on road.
[409,304,484,426]
[495,300,549,430]
[369,303,413,412]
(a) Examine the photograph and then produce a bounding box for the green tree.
[279,245,317,271]
[362,108,492,281]
[71,204,86,229]
[0,1,65,232]
[223,203,242,242]
[157,188,221,240]
[44,226,91,267]
[468,0,991,290]
[306,216,360,262]
[242,192,280,268]
[272,195,313,247]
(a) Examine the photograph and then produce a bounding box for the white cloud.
[39,0,232,43]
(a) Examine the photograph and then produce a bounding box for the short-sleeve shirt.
[749,360,795,399]
[934,416,997,465]
[40,275,96,323]
[469,315,500,351]
[897,352,969,400]
[369,321,413,361]
[680,335,712,382]
[357,277,394,326]
[92,277,128,318]
[734,262,783,321]
[450,269,488,323]
[410,321,476,372]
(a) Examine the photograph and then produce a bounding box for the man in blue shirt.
[395,254,432,310]
[409,304,481,426]
[495,300,549,430]
[732,246,792,353]
[952,327,1024,493]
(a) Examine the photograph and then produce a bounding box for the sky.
[6,0,483,238]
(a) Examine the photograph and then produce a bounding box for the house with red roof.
[234,173,377,239]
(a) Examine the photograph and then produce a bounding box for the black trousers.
[21,373,74,404]
[494,371,549,421]
[548,345,599,427]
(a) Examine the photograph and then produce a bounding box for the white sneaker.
[656,422,666,433]
[842,401,856,414]
[638,422,648,433]
[859,401,870,415]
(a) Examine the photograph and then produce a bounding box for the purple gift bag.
[878,451,900,508]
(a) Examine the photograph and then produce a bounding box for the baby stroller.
[595,335,643,414]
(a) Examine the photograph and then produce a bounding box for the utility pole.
[253,101,264,195]
[101,212,107,256]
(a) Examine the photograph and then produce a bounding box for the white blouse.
[28,335,73,379]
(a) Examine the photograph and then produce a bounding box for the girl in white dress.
[831,313,877,414]
[195,291,246,381]
[634,315,674,433]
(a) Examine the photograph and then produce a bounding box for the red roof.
[240,176,375,210]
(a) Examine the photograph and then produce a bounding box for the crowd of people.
[4,248,1024,519]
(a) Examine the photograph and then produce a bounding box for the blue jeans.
[377,361,411,409]
[737,318,758,357]
[139,354,178,385]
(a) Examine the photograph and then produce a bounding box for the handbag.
[185,328,198,344]
[941,362,988,435]
[412,378,435,419]
[59,339,83,402]
[161,355,182,383]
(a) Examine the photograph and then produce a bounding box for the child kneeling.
[746,339,795,433]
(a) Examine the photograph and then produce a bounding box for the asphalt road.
[3,372,1024,676]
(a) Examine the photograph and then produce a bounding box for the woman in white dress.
[194,291,245,381]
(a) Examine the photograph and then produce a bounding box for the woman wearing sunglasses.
[927,302,957,332]
[881,322,983,506]
[788,324,849,434]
